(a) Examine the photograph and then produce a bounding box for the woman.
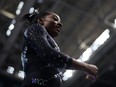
[21,10,98,87]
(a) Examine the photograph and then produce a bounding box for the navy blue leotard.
[21,23,72,87]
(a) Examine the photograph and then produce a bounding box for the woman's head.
[23,10,62,37]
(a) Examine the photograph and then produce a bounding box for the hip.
[21,73,62,87]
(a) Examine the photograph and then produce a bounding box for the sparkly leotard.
[21,24,72,87]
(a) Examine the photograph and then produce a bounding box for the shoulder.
[26,23,47,33]
[24,23,48,36]
[27,23,43,31]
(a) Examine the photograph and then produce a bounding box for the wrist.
[71,58,88,71]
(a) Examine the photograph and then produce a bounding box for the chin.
[52,34,59,37]
[51,32,59,37]
[48,31,60,37]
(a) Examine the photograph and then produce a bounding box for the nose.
[57,22,63,27]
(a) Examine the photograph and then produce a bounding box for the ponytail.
[22,9,51,24]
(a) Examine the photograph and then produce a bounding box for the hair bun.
[22,9,40,21]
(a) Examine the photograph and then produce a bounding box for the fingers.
[86,75,97,82]
[85,64,98,81]
[88,64,98,76]
[93,65,98,76]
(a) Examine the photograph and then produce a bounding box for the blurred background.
[0,0,116,87]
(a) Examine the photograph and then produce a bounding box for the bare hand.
[85,64,98,81]
[71,59,98,81]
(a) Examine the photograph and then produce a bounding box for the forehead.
[47,12,61,21]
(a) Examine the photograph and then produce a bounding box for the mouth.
[56,28,61,32]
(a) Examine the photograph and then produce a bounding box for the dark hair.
[23,10,51,24]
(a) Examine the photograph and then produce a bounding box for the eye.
[53,16,58,21]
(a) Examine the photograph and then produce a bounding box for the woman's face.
[40,12,62,37]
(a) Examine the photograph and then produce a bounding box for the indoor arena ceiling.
[0,0,116,87]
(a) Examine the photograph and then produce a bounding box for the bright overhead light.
[17,70,25,79]
[8,24,14,30]
[16,1,24,15]
[7,66,15,74]
[6,30,11,36]
[29,7,35,14]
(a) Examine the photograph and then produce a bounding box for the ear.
[37,18,44,25]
